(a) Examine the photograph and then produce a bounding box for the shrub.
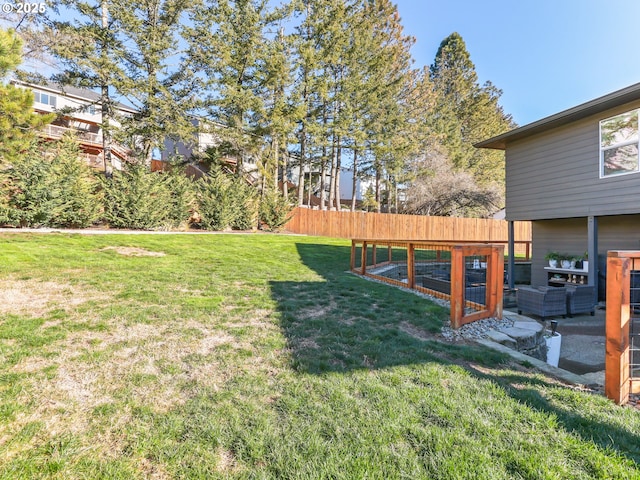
[102,163,192,230]
[195,172,235,231]
[161,164,195,230]
[259,190,292,232]
[0,136,100,228]
[230,176,258,230]
[47,135,101,228]
[195,173,258,231]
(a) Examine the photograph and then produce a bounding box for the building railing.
[605,251,640,404]
[351,239,504,329]
[39,124,131,160]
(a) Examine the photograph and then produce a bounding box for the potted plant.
[545,251,560,268]
[570,255,581,269]
[582,251,589,271]
[574,255,583,269]
[559,254,572,269]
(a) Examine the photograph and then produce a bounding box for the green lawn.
[0,232,638,479]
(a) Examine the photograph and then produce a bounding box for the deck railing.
[40,124,131,160]
[605,251,640,404]
[351,239,504,328]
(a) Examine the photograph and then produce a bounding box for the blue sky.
[394,0,640,126]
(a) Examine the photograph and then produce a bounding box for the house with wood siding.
[476,82,640,300]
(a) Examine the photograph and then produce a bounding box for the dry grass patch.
[297,300,338,320]
[100,246,166,257]
[4,319,255,450]
[0,278,106,317]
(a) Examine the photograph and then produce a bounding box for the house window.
[32,92,57,108]
[600,110,640,177]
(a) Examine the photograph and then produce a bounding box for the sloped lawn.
[0,232,638,479]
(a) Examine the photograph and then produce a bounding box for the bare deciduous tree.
[401,147,502,217]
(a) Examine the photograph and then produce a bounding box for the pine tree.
[109,0,199,164]
[0,28,53,165]
[186,0,278,172]
[47,0,125,175]
[50,0,198,166]
[358,0,415,212]
[429,32,514,189]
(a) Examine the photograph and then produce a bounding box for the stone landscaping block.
[485,330,517,349]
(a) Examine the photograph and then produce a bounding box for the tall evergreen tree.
[429,32,514,188]
[186,0,278,173]
[0,28,52,165]
[50,0,198,166]
[110,0,198,164]
[358,0,414,212]
[47,0,125,175]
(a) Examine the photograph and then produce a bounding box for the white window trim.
[599,109,640,178]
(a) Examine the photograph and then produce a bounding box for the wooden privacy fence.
[287,207,531,258]
[351,239,504,328]
[605,251,640,404]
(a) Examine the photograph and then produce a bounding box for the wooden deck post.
[605,253,631,404]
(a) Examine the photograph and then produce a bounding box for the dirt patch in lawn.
[0,278,106,317]
[399,321,435,341]
[100,246,166,257]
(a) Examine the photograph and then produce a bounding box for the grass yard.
[0,232,639,479]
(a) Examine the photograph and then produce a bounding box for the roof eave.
[475,81,640,151]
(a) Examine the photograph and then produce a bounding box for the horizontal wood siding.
[531,218,588,286]
[531,214,640,288]
[286,207,531,243]
[506,99,640,221]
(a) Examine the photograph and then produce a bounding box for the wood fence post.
[605,254,631,404]
[350,240,356,272]
[450,246,464,329]
[407,242,415,290]
[361,241,367,276]
[488,246,504,319]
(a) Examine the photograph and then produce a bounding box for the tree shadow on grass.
[464,364,640,466]
[270,242,506,373]
[271,242,640,467]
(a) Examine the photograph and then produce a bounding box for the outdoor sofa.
[565,285,596,317]
[516,286,567,320]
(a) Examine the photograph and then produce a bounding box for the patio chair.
[566,285,596,317]
[516,286,567,320]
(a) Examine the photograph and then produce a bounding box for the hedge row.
[0,137,291,231]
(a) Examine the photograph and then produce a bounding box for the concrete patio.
[498,304,607,386]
